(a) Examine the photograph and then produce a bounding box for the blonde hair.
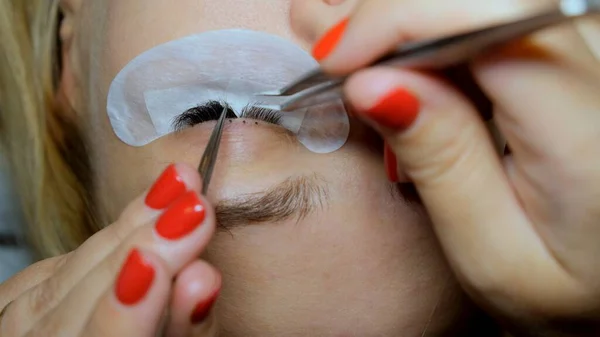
[0,0,97,258]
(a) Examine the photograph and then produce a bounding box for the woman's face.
[61,0,478,335]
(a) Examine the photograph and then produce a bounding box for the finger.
[312,0,600,170]
[83,249,171,337]
[0,300,12,334]
[346,67,579,311]
[312,0,599,72]
[469,11,600,278]
[319,0,599,310]
[0,256,68,336]
[7,163,200,336]
[471,23,600,161]
[313,0,532,68]
[0,255,66,309]
[383,68,504,183]
[27,188,215,336]
[290,0,359,43]
[70,163,202,274]
[474,48,600,282]
[166,260,221,337]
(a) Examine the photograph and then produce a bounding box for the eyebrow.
[214,174,329,229]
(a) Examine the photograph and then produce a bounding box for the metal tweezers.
[197,105,228,194]
[195,0,599,195]
[254,0,599,112]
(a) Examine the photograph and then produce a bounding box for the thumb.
[345,67,552,299]
[166,260,221,337]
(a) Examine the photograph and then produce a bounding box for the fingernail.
[384,142,399,182]
[145,164,187,210]
[115,249,155,306]
[190,291,219,324]
[312,17,349,61]
[155,191,206,240]
[363,88,420,130]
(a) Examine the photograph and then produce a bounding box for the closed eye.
[172,100,283,131]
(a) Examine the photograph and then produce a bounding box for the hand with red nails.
[313,0,600,334]
[0,164,220,337]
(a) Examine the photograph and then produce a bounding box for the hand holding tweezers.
[255,0,599,112]
[157,107,227,336]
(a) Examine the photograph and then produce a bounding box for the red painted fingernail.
[364,88,420,130]
[145,164,187,210]
[155,191,206,240]
[384,142,399,182]
[115,249,155,306]
[190,291,219,324]
[312,17,349,61]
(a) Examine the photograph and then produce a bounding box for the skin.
[28,0,471,336]
[1,0,599,336]
[334,0,600,334]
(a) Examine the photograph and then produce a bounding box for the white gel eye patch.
[106,29,350,153]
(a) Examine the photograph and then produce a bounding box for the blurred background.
[0,153,32,282]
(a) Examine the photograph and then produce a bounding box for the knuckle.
[27,313,64,337]
[3,298,33,336]
[106,227,151,275]
[106,250,128,277]
[0,254,69,336]
[113,220,155,256]
[105,216,152,253]
[0,301,17,336]
[28,255,65,275]
[85,316,117,337]
[54,253,71,270]
[107,220,134,248]
[402,118,484,186]
[113,199,154,240]
[27,276,62,317]
[0,255,66,302]
[118,195,147,224]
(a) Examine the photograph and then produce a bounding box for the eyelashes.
[172,100,283,131]
[173,101,238,129]
[244,105,283,125]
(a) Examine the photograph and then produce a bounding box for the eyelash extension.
[242,105,283,125]
[172,101,237,131]
[172,100,283,131]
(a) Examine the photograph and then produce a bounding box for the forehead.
[77,0,303,146]
[96,0,296,81]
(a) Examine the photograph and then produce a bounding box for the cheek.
[205,170,455,335]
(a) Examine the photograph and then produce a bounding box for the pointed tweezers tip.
[198,105,228,194]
